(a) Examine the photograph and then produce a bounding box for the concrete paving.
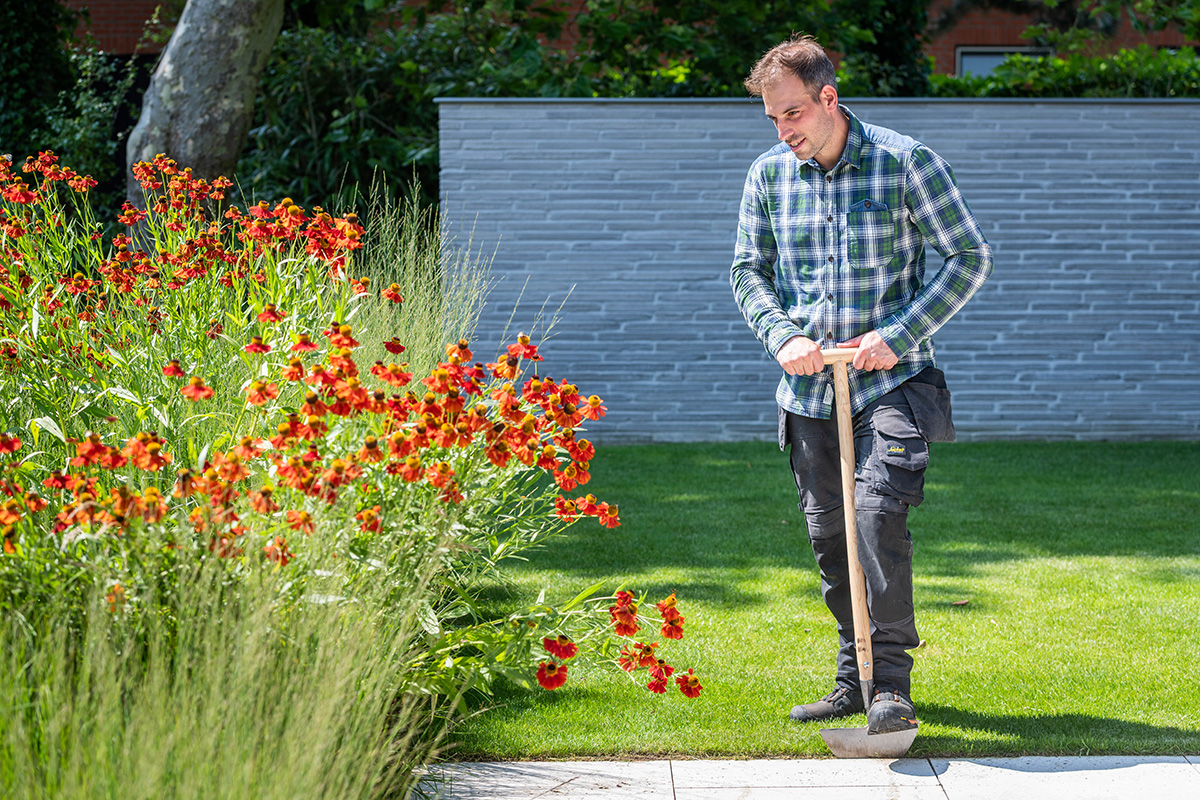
[427,755,1200,799]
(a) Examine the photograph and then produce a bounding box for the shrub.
[930,45,1200,98]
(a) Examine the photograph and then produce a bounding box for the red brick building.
[68,0,1193,75]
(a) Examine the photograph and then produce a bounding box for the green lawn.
[450,441,1200,759]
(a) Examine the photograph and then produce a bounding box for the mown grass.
[449,440,1200,759]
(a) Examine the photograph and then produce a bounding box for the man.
[730,35,992,735]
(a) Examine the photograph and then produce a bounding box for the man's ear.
[819,84,839,110]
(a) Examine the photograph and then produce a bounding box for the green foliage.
[0,0,77,158]
[829,0,932,96]
[930,44,1200,96]
[236,0,939,206]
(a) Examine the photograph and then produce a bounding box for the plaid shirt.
[731,105,993,419]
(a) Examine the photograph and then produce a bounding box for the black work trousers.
[780,367,954,697]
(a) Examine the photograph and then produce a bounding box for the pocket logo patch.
[887,444,907,455]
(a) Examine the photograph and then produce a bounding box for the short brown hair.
[744,34,837,99]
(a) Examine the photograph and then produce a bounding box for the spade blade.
[819,725,918,759]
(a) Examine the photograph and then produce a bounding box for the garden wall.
[437,98,1200,442]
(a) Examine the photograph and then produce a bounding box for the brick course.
[439,97,1200,443]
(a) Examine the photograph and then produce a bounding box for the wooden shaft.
[825,351,873,684]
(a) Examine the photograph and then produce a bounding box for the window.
[956,46,1052,77]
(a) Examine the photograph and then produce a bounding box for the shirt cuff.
[767,322,806,357]
[877,320,919,359]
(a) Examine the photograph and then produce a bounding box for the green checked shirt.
[731,105,993,419]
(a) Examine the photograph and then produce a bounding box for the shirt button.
[826,215,833,223]
[827,293,834,301]
[827,256,834,263]
[825,331,834,340]
[825,175,832,182]
[864,201,871,209]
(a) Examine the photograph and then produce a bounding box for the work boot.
[789,685,865,722]
[867,690,918,735]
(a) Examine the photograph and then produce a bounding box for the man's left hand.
[838,331,899,372]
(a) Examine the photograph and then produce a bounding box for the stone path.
[427,755,1200,799]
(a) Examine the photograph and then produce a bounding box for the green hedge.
[930,45,1200,98]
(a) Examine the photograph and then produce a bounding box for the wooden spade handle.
[822,348,873,684]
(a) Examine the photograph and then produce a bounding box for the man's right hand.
[775,335,824,376]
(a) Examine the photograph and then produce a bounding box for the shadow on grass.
[912,703,1200,757]
[517,441,1200,587]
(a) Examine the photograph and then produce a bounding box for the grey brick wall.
[438,98,1200,442]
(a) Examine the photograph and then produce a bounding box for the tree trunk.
[125,0,285,204]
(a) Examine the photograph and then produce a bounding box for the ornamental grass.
[0,152,690,797]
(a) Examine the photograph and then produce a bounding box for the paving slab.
[931,756,1199,800]
[671,758,944,800]
[428,760,674,799]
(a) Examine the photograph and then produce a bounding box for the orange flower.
[656,593,678,618]
[425,461,454,488]
[244,336,271,354]
[661,613,684,640]
[263,535,293,566]
[439,480,464,504]
[357,436,385,463]
[181,376,214,400]
[257,303,285,323]
[355,505,381,533]
[0,434,21,454]
[553,494,577,521]
[249,486,280,514]
[397,454,423,482]
[286,509,314,534]
[609,591,639,637]
[536,661,568,690]
[106,583,126,613]
[583,395,607,420]
[245,380,279,406]
[597,502,620,529]
[162,359,185,377]
[382,283,404,303]
[543,635,578,660]
[291,333,318,352]
[676,668,702,698]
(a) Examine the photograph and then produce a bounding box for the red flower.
[661,614,684,640]
[382,283,404,303]
[597,502,620,528]
[263,535,293,566]
[257,303,285,323]
[609,592,639,637]
[286,509,314,534]
[656,593,679,618]
[291,333,318,352]
[536,661,569,690]
[244,336,271,354]
[249,486,280,514]
[676,669,703,698]
[162,359,185,378]
[543,635,578,660]
[383,337,405,355]
[649,658,675,681]
[398,455,422,483]
[647,677,668,694]
[355,505,382,533]
[553,495,577,521]
[244,380,279,406]
[181,376,214,401]
[0,434,21,454]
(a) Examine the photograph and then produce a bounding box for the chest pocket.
[846,198,894,270]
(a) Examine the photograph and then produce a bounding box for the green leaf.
[102,385,140,404]
[560,579,608,612]
[29,416,66,444]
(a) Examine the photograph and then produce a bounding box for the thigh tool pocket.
[847,198,894,270]
[870,410,929,508]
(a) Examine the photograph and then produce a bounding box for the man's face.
[762,73,841,169]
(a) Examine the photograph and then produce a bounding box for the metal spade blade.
[819,725,918,759]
